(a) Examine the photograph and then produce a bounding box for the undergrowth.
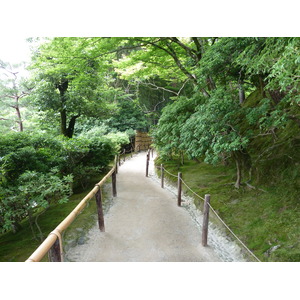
[0,169,112,262]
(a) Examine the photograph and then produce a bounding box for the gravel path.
[67,152,221,262]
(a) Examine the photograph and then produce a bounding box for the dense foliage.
[0,37,299,261]
[0,131,124,234]
[151,37,300,189]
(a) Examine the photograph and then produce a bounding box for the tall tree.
[30,37,118,138]
[0,61,32,132]
[153,37,300,188]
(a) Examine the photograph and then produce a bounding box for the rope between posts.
[155,165,178,178]
[154,164,261,262]
[181,179,205,201]
[206,203,261,262]
[181,177,260,260]
[163,168,180,178]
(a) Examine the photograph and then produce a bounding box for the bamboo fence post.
[177,172,182,206]
[202,194,211,247]
[48,238,62,262]
[95,186,105,232]
[112,169,117,197]
[161,164,164,188]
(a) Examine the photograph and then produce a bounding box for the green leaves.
[0,129,122,233]
[235,37,300,97]
[106,99,149,132]
[0,168,73,234]
[153,95,199,159]
[181,88,248,163]
[17,169,73,207]
[29,37,123,137]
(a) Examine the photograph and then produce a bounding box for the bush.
[78,126,130,153]
[0,131,118,233]
[0,132,117,186]
[104,132,130,152]
[0,132,33,156]
[0,169,73,234]
[0,133,64,184]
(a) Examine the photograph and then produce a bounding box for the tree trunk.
[35,208,49,242]
[57,79,69,137]
[28,209,38,241]
[258,76,267,98]
[14,98,24,131]
[66,114,80,138]
[207,76,216,91]
[60,109,68,136]
[233,151,243,189]
[180,151,185,165]
[234,158,242,189]
[238,82,245,104]
[268,89,286,105]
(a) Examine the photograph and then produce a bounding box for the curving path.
[67,152,221,262]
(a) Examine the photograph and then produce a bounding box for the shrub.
[0,130,118,233]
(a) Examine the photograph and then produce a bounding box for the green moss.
[155,156,300,262]
[0,170,113,262]
[243,89,265,108]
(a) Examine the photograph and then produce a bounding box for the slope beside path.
[67,151,221,262]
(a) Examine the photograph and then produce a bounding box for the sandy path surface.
[67,152,221,262]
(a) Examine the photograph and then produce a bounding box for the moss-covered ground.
[0,169,113,262]
[1,150,299,262]
[155,157,300,262]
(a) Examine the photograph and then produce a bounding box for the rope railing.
[163,167,180,179]
[150,161,261,262]
[206,202,260,262]
[25,156,120,262]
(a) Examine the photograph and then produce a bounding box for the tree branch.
[191,37,203,60]
[169,37,199,61]
[165,41,198,84]
[143,79,188,96]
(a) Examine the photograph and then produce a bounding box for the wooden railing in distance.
[25,158,118,262]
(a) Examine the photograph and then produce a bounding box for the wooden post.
[146,150,150,177]
[48,238,62,262]
[123,149,126,162]
[112,169,117,197]
[177,172,182,206]
[161,164,164,188]
[118,154,121,166]
[95,186,105,232]
[202,194,211,247]
[151,148,154,158]
[131,148,133,158]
